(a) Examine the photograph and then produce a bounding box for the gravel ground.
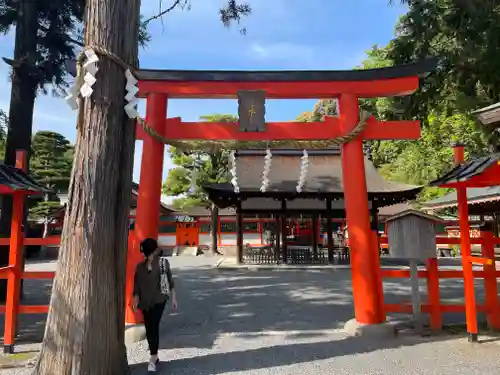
[1,257,500,374]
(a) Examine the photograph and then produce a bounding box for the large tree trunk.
[210,203,220,254]
[32,0,140,374]
[0,0,39,301]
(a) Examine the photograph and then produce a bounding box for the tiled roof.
[422,186,500,208]
[429,154,500,186]
[206,149,421,196]
[0,164,50,194]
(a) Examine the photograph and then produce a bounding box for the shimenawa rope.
[74,46,370,152]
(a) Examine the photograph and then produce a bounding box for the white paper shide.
[260,148,272,192]
[124,69,140,119]
[296,150,309,193]
[64,48,99,110]
[80,49,99,98]
[229,150,239,193]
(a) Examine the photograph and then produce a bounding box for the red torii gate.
[127,61,436,330]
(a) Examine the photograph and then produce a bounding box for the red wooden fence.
[0,231,498,350]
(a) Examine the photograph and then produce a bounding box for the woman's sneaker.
[147,361,157,372]
[147,358,160,372]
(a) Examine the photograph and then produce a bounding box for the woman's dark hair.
[140,238,158,257]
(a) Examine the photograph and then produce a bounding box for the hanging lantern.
[296,150,309,193]
[260,148,272,192]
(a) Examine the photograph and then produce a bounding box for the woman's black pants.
[142,301,166,355]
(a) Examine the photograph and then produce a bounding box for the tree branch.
[38,23,84,47]
[143,0,186,25]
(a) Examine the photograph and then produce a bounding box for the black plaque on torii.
[238,90,266,132]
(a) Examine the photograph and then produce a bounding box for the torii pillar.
[125,93,166,325]
[339,94,387,335]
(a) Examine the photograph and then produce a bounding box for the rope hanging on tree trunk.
[69,46,371,152]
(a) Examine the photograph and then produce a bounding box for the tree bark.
[210,203,220,254]
[0,0,39,301]
[32,0,140,374]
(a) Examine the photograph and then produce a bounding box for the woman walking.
[133,238,178,372]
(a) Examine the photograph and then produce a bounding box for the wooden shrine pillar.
[453,143,478,341]
[312,214,318,251]
[326,199,334,264]
[126,93,167,325]
[370,201,380,255]
[258,216,263,245]
[236,203,243,264]
[217,216,222,247]
[281,200,287,264]
[339,94,384,325]
[275,214,282,264]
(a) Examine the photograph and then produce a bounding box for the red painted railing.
[0,231,499,349]
[379,231,500,330]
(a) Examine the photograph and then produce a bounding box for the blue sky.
[0,0,407,193]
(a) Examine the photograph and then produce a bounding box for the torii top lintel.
[136,59,437,99]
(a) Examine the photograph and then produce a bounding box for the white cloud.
[249,42,315,63]
[247,41,368,70]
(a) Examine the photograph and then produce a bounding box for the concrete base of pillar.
[343,318,397,338]
[124,324,146,344]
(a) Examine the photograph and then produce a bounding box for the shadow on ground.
[129,333,463,375]
[153,263,492,352]
[128,261,496,374]
[0,278,52,346]
[0,257,495,356]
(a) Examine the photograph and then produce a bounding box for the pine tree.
[0,0,85,299]
[29,131,72,237]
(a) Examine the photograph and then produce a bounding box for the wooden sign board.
[238,90,266,132]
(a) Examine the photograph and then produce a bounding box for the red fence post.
[480,230,500,329]
[372,231,386,321]
[453,144,479,341]
[426,258,442,330]
[4,151,27,353]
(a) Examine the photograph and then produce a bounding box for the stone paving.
[126,257,500,375]
[1,257,500,374]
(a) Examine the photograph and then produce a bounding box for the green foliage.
[294,100,337,122]
[388,0,500,123]
[0,0,85,94]
[353,34,493,203]
[29,131,73,218]
[163,114,236,210]
[295,111,313,122]
[219,0,252,34]
[356,45,398,119]
[373,111,490,202]
[0,0,251,92]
